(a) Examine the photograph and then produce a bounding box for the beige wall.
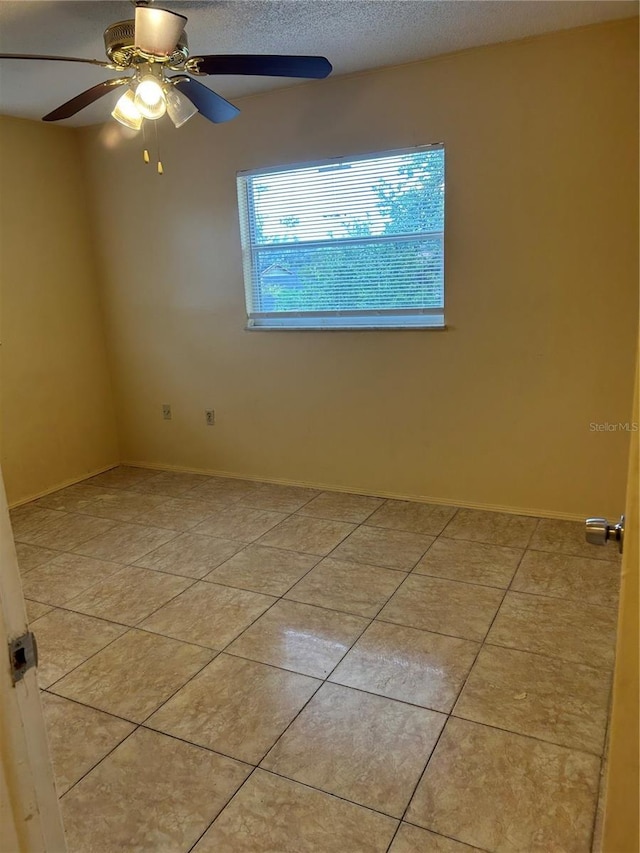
[81,19,638,519]
[0,117,119,505]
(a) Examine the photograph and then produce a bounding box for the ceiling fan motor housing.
[103,19,189,67]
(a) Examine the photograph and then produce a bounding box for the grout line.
[387,540,531,843]
[41,572,202,692]
[383,715,449,852]
[55,648,222,798]
[136,724,256,771]
[203,550,324,594]
[23,471,617,849]
[445,712,606,758]
[55,572,199,628]
[523,516,541,550]
[398,820,492,853]
[255,765,404,822]
[59,724,141,800]
[185,765,404,853]
[185,766,261,852]
[480,638,615,673]
[42,688,140,726]
[39,626,134,692]
[152,512,392,846]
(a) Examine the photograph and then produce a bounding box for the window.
[237,145,445,330]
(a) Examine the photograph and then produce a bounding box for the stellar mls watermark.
[590,422,639,432]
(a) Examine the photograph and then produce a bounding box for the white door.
[0,467,66,852]
[599,358,639,853]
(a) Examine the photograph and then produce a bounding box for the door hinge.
[9,631,38,684]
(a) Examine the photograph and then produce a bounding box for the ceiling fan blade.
[42,78,130,122]
[187,54,332,79]
[134,6,187,57]
[0,53,111,68]
[172,78,240,124]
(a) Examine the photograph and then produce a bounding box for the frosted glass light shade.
[111,89,143,130]
[165,86,198,128]
[134,76,166,120]
[134,6,187,57]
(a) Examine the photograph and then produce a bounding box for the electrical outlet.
[205,409,215,426]
[162,404,172,420]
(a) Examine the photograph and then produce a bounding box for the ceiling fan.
[0,2,332,167]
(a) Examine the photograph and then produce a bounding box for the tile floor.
[12,467,621,853]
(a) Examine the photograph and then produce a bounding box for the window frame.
[237,144,446,331]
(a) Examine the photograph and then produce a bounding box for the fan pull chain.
[142,121,150,164]
[153,120,163,175]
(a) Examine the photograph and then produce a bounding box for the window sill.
[245,323,448,332]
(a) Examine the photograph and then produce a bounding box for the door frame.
[600,356,639,852]
[0,469,66,852]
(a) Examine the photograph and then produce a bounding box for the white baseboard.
[8,457,586,521]
[7,462,119,509]
[121,459,586,521]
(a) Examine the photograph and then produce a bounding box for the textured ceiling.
[0,0,637,126]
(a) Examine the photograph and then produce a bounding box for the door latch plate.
[9,631,38,684]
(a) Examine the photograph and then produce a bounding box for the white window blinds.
[237,145,445,329]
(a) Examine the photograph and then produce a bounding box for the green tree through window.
[237,146,445,329]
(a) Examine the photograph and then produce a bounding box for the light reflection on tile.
[227,599,368,677]
[331,621,479,712]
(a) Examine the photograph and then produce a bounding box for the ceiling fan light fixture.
[165,85,198,128]
[111,88,143,130]
[134,6,187,58]
[134,75,166,119]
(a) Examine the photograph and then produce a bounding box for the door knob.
[585,515,624,553]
